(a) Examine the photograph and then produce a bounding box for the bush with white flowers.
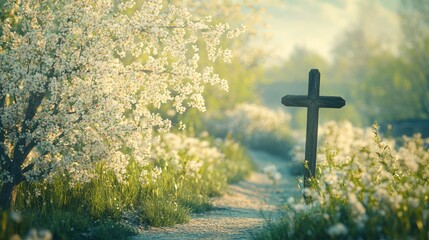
[207,103,294,157]
[150,132,225,179]
[259,121,429,239]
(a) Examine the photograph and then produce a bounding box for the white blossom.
[327,223,348,237]
[0,0,242,189]
[150,132,225,180]
[263,164,282,185]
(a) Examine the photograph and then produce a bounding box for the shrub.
[258,122,429,239]
[206,103,295,157]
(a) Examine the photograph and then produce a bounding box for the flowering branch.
[0,0,242,210]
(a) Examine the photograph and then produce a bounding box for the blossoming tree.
[0,0,241,210]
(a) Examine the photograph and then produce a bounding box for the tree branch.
[0,94,6,144]
[21,131,64,176]
[21,163,34,175]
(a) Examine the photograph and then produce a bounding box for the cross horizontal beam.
[281,95,345,109]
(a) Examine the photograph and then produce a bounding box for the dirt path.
[131,150,301,240]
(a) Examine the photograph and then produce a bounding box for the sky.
[261,0,402,63]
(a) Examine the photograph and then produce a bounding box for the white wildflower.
[327,223,348,237]
[263,164,282,184]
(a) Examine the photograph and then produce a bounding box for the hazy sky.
[262,0,402,62]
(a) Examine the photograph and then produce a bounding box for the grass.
[2,133,253,239]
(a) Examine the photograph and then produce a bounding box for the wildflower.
[24,228,53,240]
[323,213,330,221]
[294,203,307,212]
[327,223,348,237]
[10,211,22,223]
[408,197,420,209]
[263,165,282,184]
[348,193,366,216]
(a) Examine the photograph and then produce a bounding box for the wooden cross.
[281,69,345,188]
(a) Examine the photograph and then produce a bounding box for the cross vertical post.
[305,70,320,187]
[281,69,345,188]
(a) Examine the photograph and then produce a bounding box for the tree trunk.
[0,181,15,210]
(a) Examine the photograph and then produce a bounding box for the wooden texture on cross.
[281,69,345,188]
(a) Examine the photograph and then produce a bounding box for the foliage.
[261,53,362,128]
[257,122,429,239]
[400,0,429,117]
[206,103,295,157]
[10,133,252,238]
[332,0,429,123]
[264,47,330,84]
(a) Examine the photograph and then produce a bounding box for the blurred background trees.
[261,0,429,131]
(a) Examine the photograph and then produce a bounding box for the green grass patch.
[139,194,190,227]
[5,133,252,239]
